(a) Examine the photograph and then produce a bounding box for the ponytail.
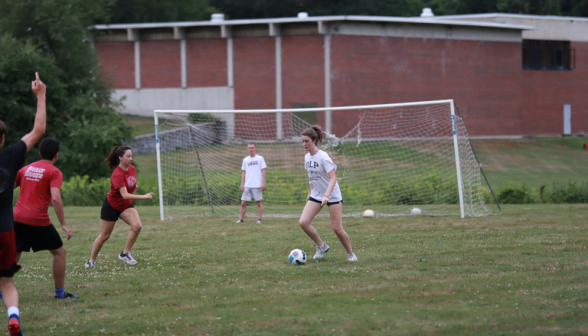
[301,125,324,144]
[104,146,131,170]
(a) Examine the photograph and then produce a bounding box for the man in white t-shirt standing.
[236,143,267,224]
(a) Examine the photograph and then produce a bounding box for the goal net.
[154,100,496,220]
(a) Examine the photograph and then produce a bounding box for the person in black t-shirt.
[0,72,46,336]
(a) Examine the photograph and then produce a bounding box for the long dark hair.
[301,125,324,144]
[105,146,131,170]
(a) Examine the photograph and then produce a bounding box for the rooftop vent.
[420,8,434,17]
[211,13,225,22]
[297,12,309,19]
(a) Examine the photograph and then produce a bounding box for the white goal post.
[154,99,499,220]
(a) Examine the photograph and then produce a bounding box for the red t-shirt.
[14,160,63,226]
[107,165,137,212]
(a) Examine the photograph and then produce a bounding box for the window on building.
[523,40,574,70]
[292,103,317,125]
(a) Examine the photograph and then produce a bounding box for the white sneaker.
[347,253,358,261]
[85,260,96,268]
[118,252,138,266]
[313,243,330,259]
[257,219,262,224]
[236,219,244,223]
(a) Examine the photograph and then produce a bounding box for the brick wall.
[95,42,135,89]
[521,41,588,135]
[330,35,523,137]
[186,39,228,87]
[233,37,276,139]
[140,40,181,88]
[282,35,326,129]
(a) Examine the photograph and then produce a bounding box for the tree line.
[108,0,587,23]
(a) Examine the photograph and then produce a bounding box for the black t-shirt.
[0,141,27,233]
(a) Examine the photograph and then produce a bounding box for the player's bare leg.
[89,220,116,262]
[0,278,18,313]
[239,201,247,221]
[119,208,142,254]
[328,203,353,254]
[256,201,263,222]
[299,201,324,246]
[49,247,66,288]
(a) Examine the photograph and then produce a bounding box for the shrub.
[496,185,536,204]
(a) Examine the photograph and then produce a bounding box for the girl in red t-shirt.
[85,146,153,267]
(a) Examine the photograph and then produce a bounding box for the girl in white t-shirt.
[299,125,357,261]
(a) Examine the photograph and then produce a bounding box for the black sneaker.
[55,292,80,299]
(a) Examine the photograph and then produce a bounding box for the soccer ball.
[288,249,307,265]
[363,209,375,217]
[411,208,422,215]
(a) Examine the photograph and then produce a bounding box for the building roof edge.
[94,14,535,31]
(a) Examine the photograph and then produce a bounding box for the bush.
[496,185,536,204]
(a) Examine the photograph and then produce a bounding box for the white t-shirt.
[305,150,342,202]
[241,155,267,188]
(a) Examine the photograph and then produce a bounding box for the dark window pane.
[522,40,571,70]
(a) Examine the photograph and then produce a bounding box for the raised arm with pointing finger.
[21,72,47,152]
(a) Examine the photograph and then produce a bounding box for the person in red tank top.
[85,146,153,267]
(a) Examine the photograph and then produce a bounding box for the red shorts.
[0,229,17,278]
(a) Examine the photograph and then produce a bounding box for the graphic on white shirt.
[241,155,267,188]
[305,150,342,202]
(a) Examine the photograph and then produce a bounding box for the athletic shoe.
[347,253,358,261]
[313,242,330,259]
[118,252,138,266]
[235,219,244,223]
[257,219,262,224]
[84,260,96,268]
[7,315,20,336]
[55,292,80,299]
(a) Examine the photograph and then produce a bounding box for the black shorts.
[15,222,63,253]
[0,229,17,278]
[100,198,134,222]
[308,196,343,206]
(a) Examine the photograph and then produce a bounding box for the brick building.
[94,12,588,137]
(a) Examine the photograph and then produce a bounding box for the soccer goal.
[153,99,500,220]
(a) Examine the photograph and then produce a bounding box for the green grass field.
[13,204,588,335]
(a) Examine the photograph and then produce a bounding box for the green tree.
[207,0,587,19]
[108,0,220,23]
[0,0,133,179]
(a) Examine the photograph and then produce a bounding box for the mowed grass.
[11,205,588,335]
[471,138,588,189]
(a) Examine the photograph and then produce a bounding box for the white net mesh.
[156,102,495,219]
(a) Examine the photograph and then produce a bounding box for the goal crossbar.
[154,99,454,114]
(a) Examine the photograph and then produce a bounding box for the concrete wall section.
[282,35,326,129]
[113,87,234,115]
[95,42,135,89]
[140,40,181,88]
[330,22,522,42]
[521,41,588,135]
[233,37,277,139]
[329,35,523,137]
[186,39,228,87]
[439,15,588,42]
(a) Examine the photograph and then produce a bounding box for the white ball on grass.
[411,208,422,215]
[363,209,375,217]
[288,249,307,265]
